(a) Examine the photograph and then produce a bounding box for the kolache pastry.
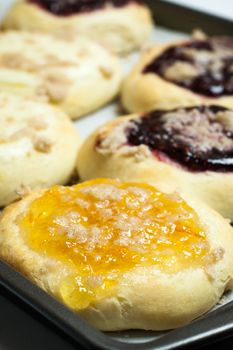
[0,92,79,207]
[2,0,153,55]
[77,105,233,221]
[1,178,233,330]
[0,31,122,119]
[121,36,233,113]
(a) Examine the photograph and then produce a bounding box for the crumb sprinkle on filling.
[20,179,213,309]
[144,37,233,97]
[127,106,233,172]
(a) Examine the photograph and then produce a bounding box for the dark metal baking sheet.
[1,260,233,350]
[1,1,233,349]
[145,0,233,35]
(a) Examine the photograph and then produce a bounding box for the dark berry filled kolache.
[2,0,153,55]
[77,105,233,220]
[28,0,142,16]
[143,37,233,98]
[122,36,233,112]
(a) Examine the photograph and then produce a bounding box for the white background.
[165,0,233,21]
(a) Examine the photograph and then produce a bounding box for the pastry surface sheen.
[1,178,233,330]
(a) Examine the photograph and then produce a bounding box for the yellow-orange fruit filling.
[20,179,210,309]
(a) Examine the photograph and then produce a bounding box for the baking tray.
[1,0,233,349]
[1,259,233,350]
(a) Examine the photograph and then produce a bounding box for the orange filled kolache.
[1,178,233,330]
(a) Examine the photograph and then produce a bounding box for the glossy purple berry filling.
[143,38,233,97]
[127,105,233,172]
[29,0,140,16]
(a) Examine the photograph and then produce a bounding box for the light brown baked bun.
[77,105,233,221]
[2,0,153,55]
[121,36,233,113]
[0,92,79,207]
[0,31,122,119]
[1,178,233,331]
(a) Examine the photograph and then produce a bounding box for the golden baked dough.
[0,178,233,331]
[2,0,153,55]
[77,107,233,221]
[0,31,122,119]
[121,37,233,112]
[0,92,79,207]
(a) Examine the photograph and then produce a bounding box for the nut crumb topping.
[33,138,53,153]
[0,124,52,153]
[98,65,113,79]
[43,73,71,102]
[97,121,151,162]
[0,32,117,105]
[164,61,199,81]
[0,94,54,154]
[15,184,32,199]
[161,108,233,153]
